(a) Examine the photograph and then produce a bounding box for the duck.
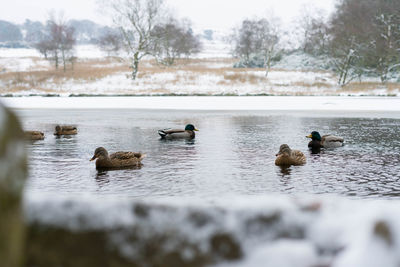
[306,131,344,151]
[54,125,77,136]
[90,147,146,169]
[158,124,198,139]
[275,144,306,166]
[24,131,44,140]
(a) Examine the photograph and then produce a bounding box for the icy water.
[17,108,400,199]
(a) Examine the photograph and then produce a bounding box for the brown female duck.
[54,125,77,136]
[275,144,306,166]
[24,131,44,140]
[90,147,146,169]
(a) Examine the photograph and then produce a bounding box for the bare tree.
[98,30,123,57]
[231,19,257,66]
[327,0,371,85]
[295,6,328,54]
[232,17,281,77]
[254,19,280,77]
[369,13,400,83]
[149,19,201,66]
[328,0,400,85]
[101,0,167,80]
[35,13,76,72]
[295,6,329,55]
[34,39,53,59]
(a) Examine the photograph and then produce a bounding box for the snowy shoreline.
[2,96,400,112]
[2,45,400,97]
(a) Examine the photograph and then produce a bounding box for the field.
[1,45,400,96]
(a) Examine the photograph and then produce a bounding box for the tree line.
[0,0,204,77]
[100,0,201,79]
[1,0,399,84]
[231,0,400,85]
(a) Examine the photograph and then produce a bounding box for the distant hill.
[0,20,23,46]
[0,19,117,47]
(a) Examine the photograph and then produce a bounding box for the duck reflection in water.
[95,170,110,187]
[278,166,292,177]
[94,166,143,189]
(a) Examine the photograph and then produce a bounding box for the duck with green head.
[158,124,199,139]
[307,131,344,152]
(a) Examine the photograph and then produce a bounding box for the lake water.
[17,108,400,199]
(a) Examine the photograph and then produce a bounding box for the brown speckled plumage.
[275,144,306,166]
[24,131,44,140]
[54,125,77,136]
[90,147,146,169]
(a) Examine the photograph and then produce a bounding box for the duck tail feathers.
[158,129,167,138]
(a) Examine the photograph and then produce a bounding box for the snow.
[0,47,41,58]
[0,45,104,59]
[217,240,318,267]
[0,41,230,59]
[4,66,395,96]
[1,45,399,96]
[0,57,50,72]
[273,50,331,71]
[196,39,232,58]
[74,44,107,58]
[23,193,400,267]
[2,96,400,112]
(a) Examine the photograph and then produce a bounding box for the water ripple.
[18,109,400,199]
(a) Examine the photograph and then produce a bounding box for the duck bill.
[306,134,312,138]
[90,155,97,161]
[194,128,199,131]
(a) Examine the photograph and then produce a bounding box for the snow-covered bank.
[1,46,400,97]
[24,193,400,267]
[2,96,400,112]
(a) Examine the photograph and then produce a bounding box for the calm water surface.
[17,109,400,199]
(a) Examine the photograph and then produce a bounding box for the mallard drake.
[275,144,306,166]
[54,125,77,136]
[306,131,344,151]
[24,131,44,140]
[90,147,146,169]
[158,124,198,139]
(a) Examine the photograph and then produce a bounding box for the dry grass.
[1,56,399,95]
[222,72,264,84]
[0,58,130,92]
[290,81,334,88]
[342,82,400,93]
[271,68,332,74]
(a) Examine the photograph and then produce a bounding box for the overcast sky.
[1,0,335,30]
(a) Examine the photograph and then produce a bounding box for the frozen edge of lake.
[2,96,400,112]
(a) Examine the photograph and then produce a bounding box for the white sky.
[1,0,335,30]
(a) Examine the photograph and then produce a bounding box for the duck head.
[185,124,199,131]
[55,125,61,134]
[90,147,109,161]
[307,131,322,141]
[276,144,292,157]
